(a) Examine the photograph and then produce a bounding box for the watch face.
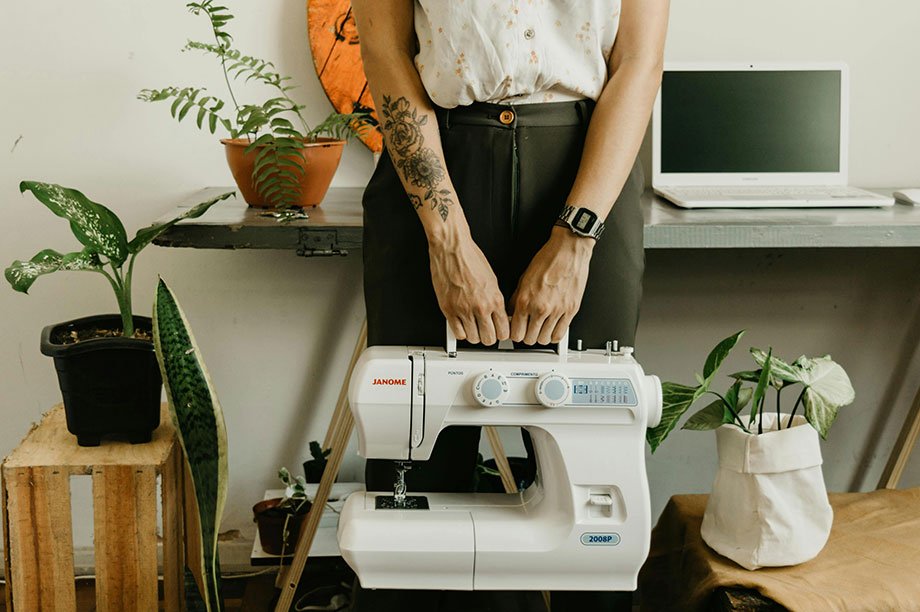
[573,209,597,232]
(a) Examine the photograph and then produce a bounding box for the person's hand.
[428,229,510,345]
[510,226,595,345]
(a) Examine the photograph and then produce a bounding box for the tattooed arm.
[352,0,509,345]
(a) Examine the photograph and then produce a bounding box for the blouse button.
[523,27,535,40]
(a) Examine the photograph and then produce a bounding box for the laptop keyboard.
[665,186,876,199]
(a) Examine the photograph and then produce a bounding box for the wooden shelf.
[152,187,920,253]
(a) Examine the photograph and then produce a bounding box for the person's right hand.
[428,230,510,345]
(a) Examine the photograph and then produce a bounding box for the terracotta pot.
[253,497,312,556]
[221,137,345,208]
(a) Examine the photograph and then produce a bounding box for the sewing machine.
[337,329,662,591]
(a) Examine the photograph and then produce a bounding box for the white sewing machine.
[337,328,662,591]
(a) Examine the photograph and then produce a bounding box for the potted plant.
[646,331,856,570]
[139,1,372,210]
[253,467,313,556]
[5,181,234,446]
[303,440,331,484]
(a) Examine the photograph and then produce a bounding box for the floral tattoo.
[380,94,453,221]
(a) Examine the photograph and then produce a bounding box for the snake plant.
[139,1,372,208]
[153,278,229,612]
[5,182,234,337]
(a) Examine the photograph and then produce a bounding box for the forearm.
[354,5,469,248]
[565,0,670,221]
[565,59,662,220]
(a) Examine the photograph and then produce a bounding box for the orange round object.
[308,0,383,153]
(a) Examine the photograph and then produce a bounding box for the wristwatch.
[555,205,605,240]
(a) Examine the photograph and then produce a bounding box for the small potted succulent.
[5,181,234,446]
[647,331,856,570]
[139,1,372,209]
[253,467,313,556]
[302,440,331,484]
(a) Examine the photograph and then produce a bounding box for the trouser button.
[499,109,515,125]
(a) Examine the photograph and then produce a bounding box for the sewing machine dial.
[535,373,572,408]
[472,371,509,407]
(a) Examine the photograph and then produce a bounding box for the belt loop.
[444,107,451,131]
[575,99,587,125]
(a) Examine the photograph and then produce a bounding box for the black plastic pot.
[303,458,329,484]
[40,314,162,447]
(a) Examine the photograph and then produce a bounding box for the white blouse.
[413,0,621,108]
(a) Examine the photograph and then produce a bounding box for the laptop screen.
[660,70,842,174]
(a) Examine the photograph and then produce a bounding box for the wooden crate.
[1,404,187,612]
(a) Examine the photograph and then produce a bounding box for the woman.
[350,1,669,610]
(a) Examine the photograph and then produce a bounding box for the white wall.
[1,0,919,569]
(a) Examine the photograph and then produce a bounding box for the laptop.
[652,62,893,209]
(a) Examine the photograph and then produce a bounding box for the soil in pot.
[253,497,313,556]
[221,137,345,208]
[41,314,162,447]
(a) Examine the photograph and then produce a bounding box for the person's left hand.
[509,225,596,345]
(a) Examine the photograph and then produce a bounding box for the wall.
[1,0,919,570]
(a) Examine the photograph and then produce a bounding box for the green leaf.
[703,330,745,381]
[646,382,708,452]
[128,191,235,254]
[751,348,799,388]
[5,248,101,293]
[749,349,773,427]
[19,182,129,265]
[153,278,228,612]
[682,398,730,431]
[729,370,762,383]
[794,355,856,438]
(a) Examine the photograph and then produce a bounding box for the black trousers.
[356,98,645,612]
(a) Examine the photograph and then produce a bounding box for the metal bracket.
[296,229,348,257]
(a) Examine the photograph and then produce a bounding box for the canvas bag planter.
[700,413,833,570]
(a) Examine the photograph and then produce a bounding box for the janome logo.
[372,378,407,386]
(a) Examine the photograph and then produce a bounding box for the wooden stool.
[1,404,186,611]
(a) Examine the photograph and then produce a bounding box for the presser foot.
[375,495,430,510]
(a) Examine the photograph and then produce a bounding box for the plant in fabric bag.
[646,330,856,570]
[646,330,856,452]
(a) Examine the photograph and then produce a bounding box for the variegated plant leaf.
[794,355,856,438]
[19,181,129,265]
[749,349,772,428]
[647,382,707,452]
[128,190,235,254]
[153,279,227,612]
[5,248,101,293]
[682,398,729,431]
[751,348,799,388]
[703,330,745,382]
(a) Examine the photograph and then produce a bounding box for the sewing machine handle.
[445,322,569,360]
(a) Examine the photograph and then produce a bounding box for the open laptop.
[652,62,893,209]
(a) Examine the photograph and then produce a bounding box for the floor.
[0,572,282,611]
[0,558,355,611]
